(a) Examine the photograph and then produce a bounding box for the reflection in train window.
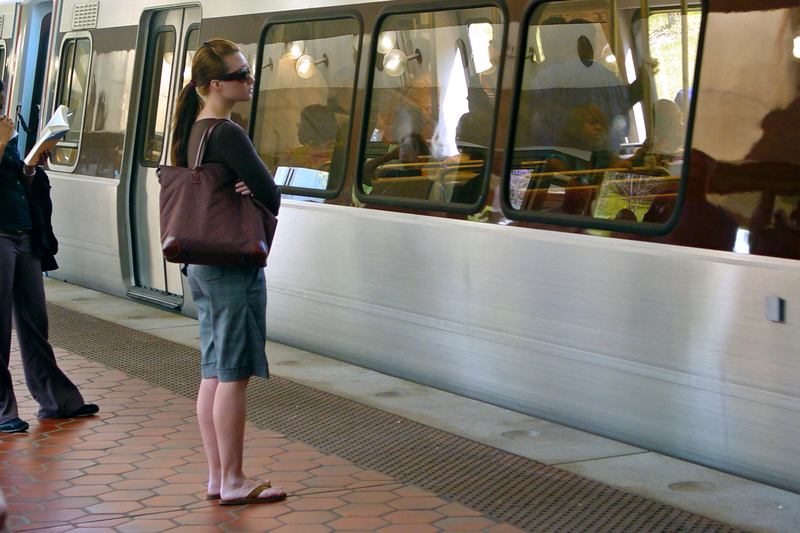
[253,17,361,198]
[691,5,800,258]
[506,0,699,227]
[51,36,91,168]
[139,28,175,166]
[359,7,504,209]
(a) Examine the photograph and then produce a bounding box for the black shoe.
[0,418,29,433]
[68,404,99,418]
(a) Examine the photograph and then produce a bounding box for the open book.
[24,105,71,166]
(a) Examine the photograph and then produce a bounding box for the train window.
[357,6,504,211]
[504,1,700,232]
[139,28,176,166]
[51,36,91,168]
[253,16,361,199]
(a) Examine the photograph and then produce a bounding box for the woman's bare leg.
[215,379,283,501]
[197,377,221,495]
[215,379,247,490]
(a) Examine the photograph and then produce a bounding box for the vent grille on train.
[72,2,99,30]
[0,16,5,38]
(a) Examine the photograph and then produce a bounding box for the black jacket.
[26,166,59,271]
[0,135,58,270]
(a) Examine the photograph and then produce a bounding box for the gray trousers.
[0,230,84,422]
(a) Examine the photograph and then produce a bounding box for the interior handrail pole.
[611,0,618,59]
[640,0,653,135]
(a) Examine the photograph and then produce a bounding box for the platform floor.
[1,278,798,532]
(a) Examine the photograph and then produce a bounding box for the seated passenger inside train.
[629,99,685,169]
[519,19,633,151]
[432,111,490,203]
[588,96,689,224]
[363,133,433,198]
[283,104,338,169]
[525,104,630,215]
[273,104,339,189]
[364,132,431,178]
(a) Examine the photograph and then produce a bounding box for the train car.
[3,0,798,493]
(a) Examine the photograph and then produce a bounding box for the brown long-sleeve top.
[187,118,281,215]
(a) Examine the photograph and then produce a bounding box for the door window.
[51,36,91,168]
[139,28,176,166]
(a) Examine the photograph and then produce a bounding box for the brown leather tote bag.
[157,119,277,267]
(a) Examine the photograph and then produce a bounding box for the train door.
[128,6,200,307]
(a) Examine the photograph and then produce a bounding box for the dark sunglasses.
[214,66,252,82]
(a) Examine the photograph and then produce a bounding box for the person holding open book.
[0,79,99,433]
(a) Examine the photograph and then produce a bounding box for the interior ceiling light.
[383,48,422,77]
[377,31,396,54]
[285,40,305,59]
[296,53,328,78]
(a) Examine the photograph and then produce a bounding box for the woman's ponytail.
[171,82,202,167]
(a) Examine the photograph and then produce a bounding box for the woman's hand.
[24,151,52,176]
[34,150,51,167]
[0,116,15,145]
[235,181,252,196]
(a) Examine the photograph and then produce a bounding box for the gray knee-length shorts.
[186,265,269,382]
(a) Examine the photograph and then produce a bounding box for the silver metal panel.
[265,201,800,493]
[47,173,127,297]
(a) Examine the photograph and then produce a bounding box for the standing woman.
[170,39,284,505]
[0,79,99,433]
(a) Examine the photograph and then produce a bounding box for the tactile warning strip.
[46,302,742,533]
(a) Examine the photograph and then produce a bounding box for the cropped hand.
[0,116,15,145]
[33,150,51,167]
[235,181,252,196]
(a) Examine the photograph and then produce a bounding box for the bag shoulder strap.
[193,118,230,169]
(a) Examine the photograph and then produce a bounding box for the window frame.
[0,41,6,88]
[136,25,177,168]
[500,0,707,236]
[354,0,508,214]
[49,31,93,173]
[179,24,200,92]
[250,8,364,200]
